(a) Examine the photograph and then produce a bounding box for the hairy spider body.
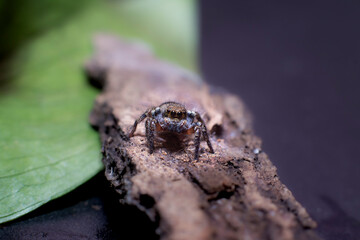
[128,101,214,160]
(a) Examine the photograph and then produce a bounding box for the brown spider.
[128,101,214,160]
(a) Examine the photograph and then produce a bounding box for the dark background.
[1,1,359,239]
[201,1,360,240]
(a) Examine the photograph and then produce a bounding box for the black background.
[1,1,359,239]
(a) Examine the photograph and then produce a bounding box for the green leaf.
[0,0,196,223]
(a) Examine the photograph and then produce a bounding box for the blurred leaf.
[0,0,90,56]
[0,0,196,223]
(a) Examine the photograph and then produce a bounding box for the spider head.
[152,102,196,124]
[163,105,186,120]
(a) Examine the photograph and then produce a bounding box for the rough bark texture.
[86,34,320,240]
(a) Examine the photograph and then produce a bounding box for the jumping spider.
[128,101,214,160]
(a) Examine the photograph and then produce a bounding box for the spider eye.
[155,107,161,115]
[171,111,176,117]
[187,110,195,118]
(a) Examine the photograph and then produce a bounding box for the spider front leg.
[193,122,214,160]
[194,113,214,155]
[194,125,201,160]
[128,108,152,138]
[201,124,214,154]
[145,118,156,154]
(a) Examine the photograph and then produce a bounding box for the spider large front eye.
[171,111,176,117]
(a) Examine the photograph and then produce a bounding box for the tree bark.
[86,34,320,240]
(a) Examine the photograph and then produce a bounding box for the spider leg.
[194,125,201,160]
[128,108,152,138]
[146,118,156,154]
[194,112,214,154]
[201,125,214,154]
[145,118,150,142]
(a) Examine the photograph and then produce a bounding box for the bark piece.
[86,34,320,240]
